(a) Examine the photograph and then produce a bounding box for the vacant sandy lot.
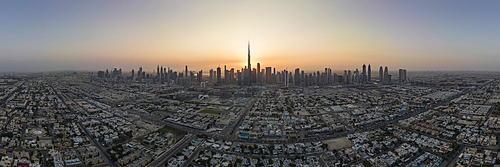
[323,137,353,150]
[296,111,310,116]
[135,120,161,131]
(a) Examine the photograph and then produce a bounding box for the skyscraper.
[347,70,351,84]
[237,70,242,86]
[384,66,389,84]
[266,67,272,84]
[160,66,164,83]
[257,63,260,83]
[230,68,235,84]
[399,69,407,82]
[209,69,214,83]
[325,68,328,85]
[217,67,221,84]
[198,70,203,83]
[138,67,142,79]
[403,69,407,82]
[362,64,366,83]
[399,69,403,82]
[328,68,332,84]
[185,65,188,78]
[295,68,300,86]
[224,65,228,84]
[343,70,348,84]
[355,68,359,83]
[247,41,252,86]
[368,64,371,82]
[379,66,383,84]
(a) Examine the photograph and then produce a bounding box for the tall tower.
[157,65,160,82]
[384,66,389,84]
[368,64,371,82]
[247,41,252,86]
[185,65,188,78]
[379,66,383,84]
[257,63,260,83]
[160,66,164,83]
[217,67,221,84]
[362,64,366,83]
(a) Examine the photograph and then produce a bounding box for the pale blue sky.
[1,1,499,72]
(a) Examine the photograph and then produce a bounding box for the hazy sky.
[1,1,500,72]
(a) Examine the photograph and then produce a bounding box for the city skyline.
[2,1,500,72]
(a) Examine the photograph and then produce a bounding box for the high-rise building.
[138,67,142,79]
[328,68,332,84]
[272,68,276,83]
[217,67,221,84]
[131,69,134,78]
[355,68,359,83]
[362,64,367,83]
[379,66,383,84]
[399,69,407,82]
[98,71,104,78]
[399,69,403,82]
[247,41,252,86]
[252,68,257,83]
[347,70,351,84]
[190,71,195,84]
[368,64,371,82]
[157,65,160,82]
[325,68,328,85]
[209,69,214,83]
[266,67,272,84]
[403,69,407,82]
[224,65,229,84]
[384,66,389,84]
[237,70,242,86]
[333,73,337,83]
[185,65,188,78]
[301,70,305,86]
[343,70,347,84]
[259,69,266,85]
[316,71,320,85]
[160,66,164,83]
[230,68,234,84]
[168,68,172,82]
[173,71,177,82]
[257,63,260,83]
[198,70,203,83]
[294,68,300,86]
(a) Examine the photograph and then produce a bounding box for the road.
[182,144,204,167]
[53,87,119,167]
[224,98,257,135]
[149,134,196,167]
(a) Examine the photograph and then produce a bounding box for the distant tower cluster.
[94,41,407,89]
